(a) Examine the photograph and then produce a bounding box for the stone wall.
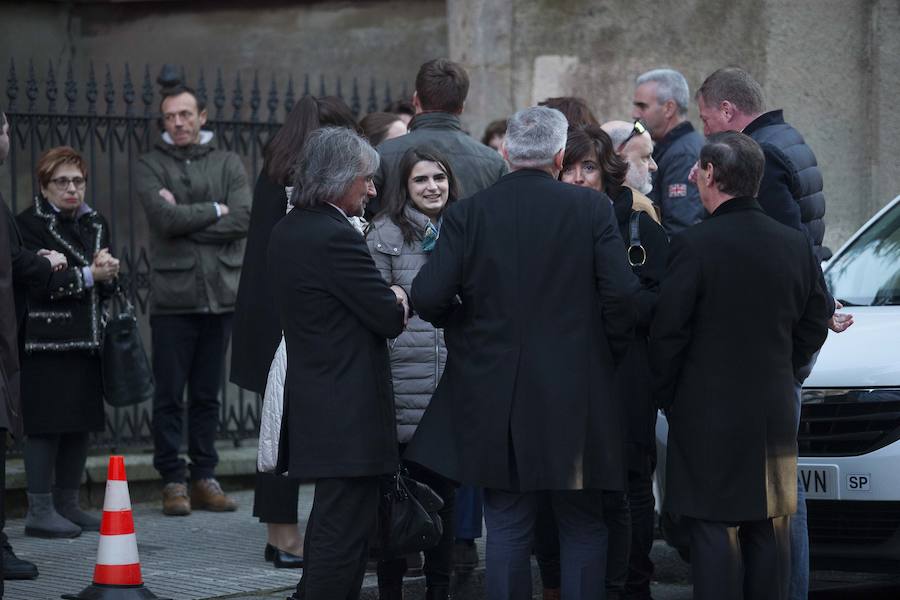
[450,0,900,250]
[1,0,447,114]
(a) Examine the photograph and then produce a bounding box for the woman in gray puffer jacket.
[366,146,457,600]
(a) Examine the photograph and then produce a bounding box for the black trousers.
[623,466,656,600]
[688,515,791,600]
[253,471,300,524]
[293,476,381,600]
[377,456,455,590]
[151,313,232,483]
[1,428,6,596]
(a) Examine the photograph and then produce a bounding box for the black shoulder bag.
[102,287,154,407]
[627,211,647,267]
[376,466,445,558]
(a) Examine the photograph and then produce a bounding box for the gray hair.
[504,106,568,169]
[292,127,379,207]
[635,68,691,115]
[602,122,635,151]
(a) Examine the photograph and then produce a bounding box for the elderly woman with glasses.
[15,146,119,539]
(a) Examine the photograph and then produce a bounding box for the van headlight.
[802,388,900,404]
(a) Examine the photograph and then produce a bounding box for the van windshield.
[825,200,900,306]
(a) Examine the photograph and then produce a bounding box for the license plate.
[799,465,838,499]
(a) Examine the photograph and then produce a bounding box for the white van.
[798,194,900,570]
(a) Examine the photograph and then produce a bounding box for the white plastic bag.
[257,337,287,473]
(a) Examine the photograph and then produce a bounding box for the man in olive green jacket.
[135,84,251,516]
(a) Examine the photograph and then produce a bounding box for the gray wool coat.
[367,207,447,444]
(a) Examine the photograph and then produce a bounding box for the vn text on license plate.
[799,465,838,499]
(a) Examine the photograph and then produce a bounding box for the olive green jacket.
[135,133,251,315]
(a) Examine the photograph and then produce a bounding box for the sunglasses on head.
[617,119,648,152]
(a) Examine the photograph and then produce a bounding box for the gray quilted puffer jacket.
[367,207,447,443]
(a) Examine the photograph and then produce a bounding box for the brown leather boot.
[162,482,191,516]
[191,478,238,511]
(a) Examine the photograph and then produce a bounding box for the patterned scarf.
[421,218,441,252]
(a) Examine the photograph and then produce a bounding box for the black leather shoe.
[274,548,304,569]
[265,543,276,562]
[3,546,39,580]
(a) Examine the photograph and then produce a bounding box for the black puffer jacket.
[744,110,828,261]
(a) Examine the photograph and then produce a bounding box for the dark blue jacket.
[744,110,828,261]
[649,121,705,236]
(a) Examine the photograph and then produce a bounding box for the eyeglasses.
[49,176,87,190]
[617,119,648,152]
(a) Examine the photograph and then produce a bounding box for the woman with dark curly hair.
[17,146,119,539]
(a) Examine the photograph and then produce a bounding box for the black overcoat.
[230,171,289,394]
[650,197,830,522]
[268,202,405,478]
[406,169,641,492]
[16,196,114,435]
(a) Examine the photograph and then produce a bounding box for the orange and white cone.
[62,456,170,600]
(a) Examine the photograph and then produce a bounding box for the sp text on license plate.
[799,465,838,499]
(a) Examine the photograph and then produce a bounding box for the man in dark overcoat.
[650,132,830,600]
[268,126,408,600]
[406,106,640,600]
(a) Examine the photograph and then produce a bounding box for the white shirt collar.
[161,130,215,146]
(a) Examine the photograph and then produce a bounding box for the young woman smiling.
[366,147,458,600]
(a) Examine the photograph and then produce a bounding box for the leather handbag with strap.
[102,286,154,407]
[376,466,445,558]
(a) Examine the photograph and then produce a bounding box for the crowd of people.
[0,56,855,600]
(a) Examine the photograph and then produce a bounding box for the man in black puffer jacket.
[695,67,828,261]
[693,67,855,600]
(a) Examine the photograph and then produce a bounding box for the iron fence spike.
[86,61,97,115]
[285,75,295,114]
[367,77,377,114]
[65,61,77,114]
[250,70,261,122]
[267,74,278,123]
[123,63,135,116]
[26,59,37,112]
[214,67,225,117]
[104,64,115,115]
[196,67,208,107]
[142,64,154,117]
[46,59,58,113]
[351,77,360,117]
[232,71,244,121]
[6,58,18,111]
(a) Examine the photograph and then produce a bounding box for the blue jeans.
[789,476,808,599]
[790,378,810,600]
[455,485,484,540]
[484,488,607,600]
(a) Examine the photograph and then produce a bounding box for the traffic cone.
[62,456,170,600]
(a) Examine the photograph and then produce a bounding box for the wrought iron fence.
[2,59,408,452]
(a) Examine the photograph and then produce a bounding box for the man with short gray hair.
[269,127,408,600]
[407,106,640,600]
[632,68,705,235]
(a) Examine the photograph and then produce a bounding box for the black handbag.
[102,287,154,407]
[376,466,445,558]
